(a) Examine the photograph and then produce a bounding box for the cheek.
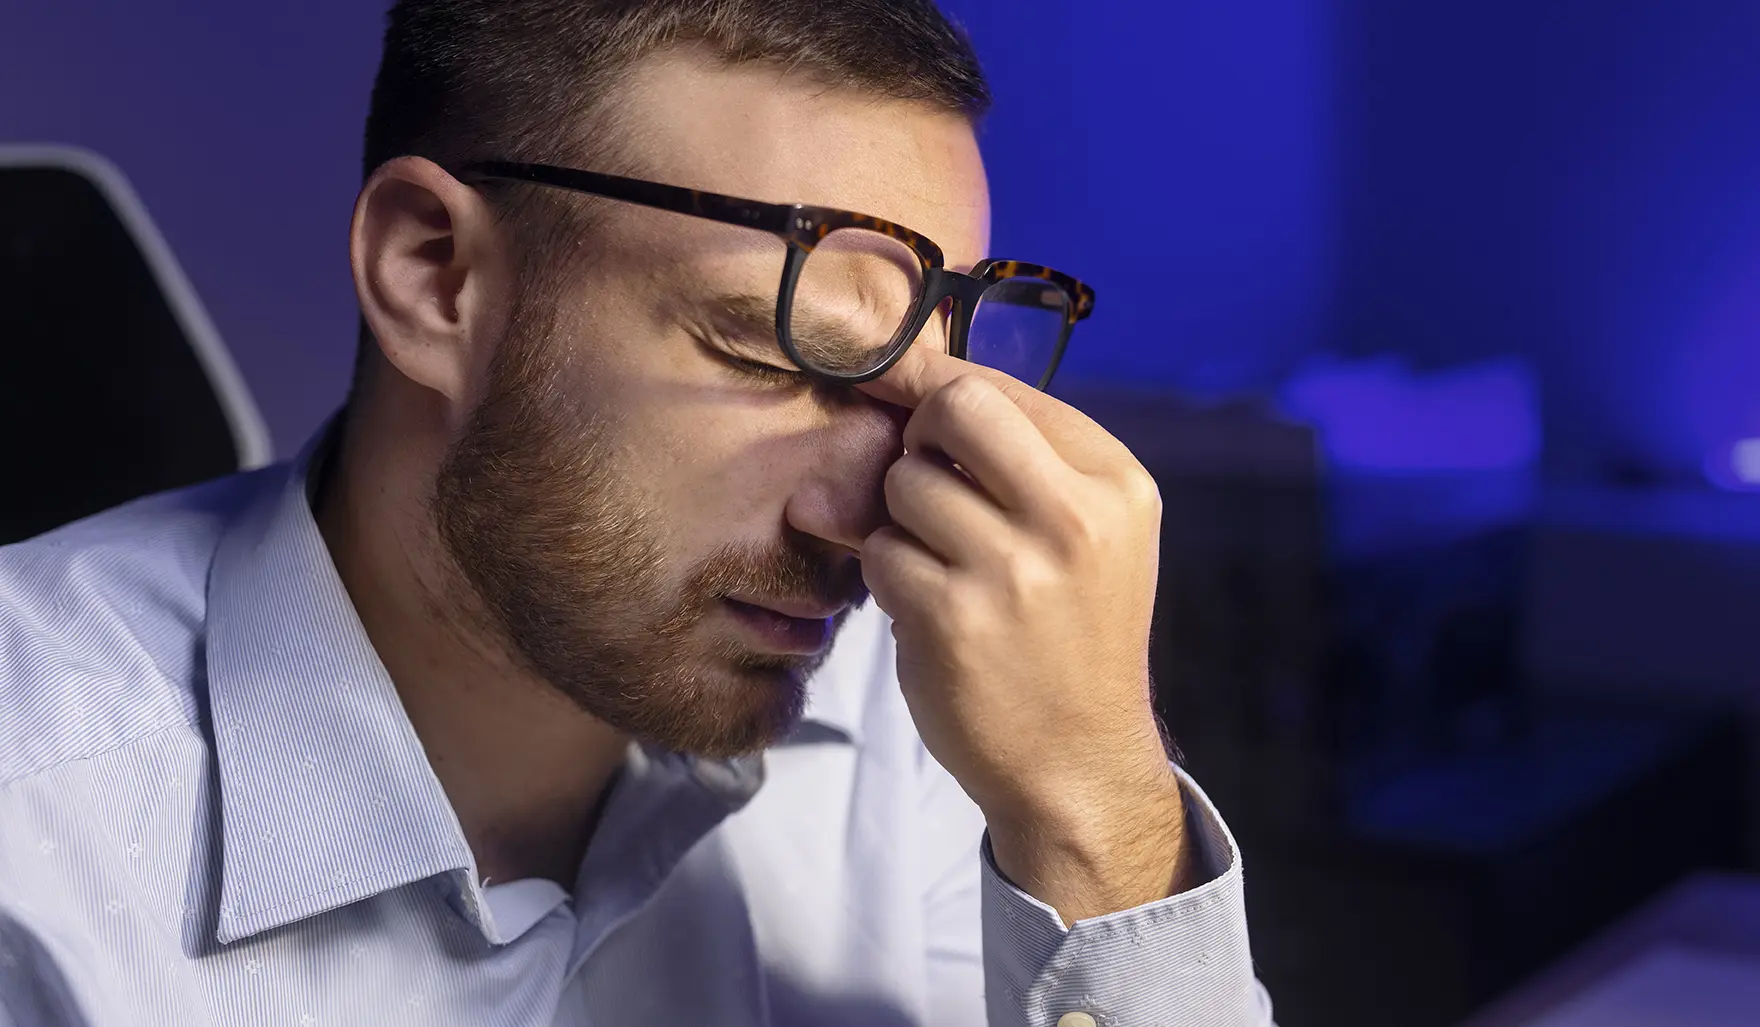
[632,395,815,542]
[549,283,816,548]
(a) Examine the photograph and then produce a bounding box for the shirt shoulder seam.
[0,713,202,793]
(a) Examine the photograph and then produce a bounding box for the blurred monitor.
[0,145,269,545]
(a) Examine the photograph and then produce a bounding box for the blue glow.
[940,0,1335,394]
[1738,441,1760,484]
[1706,439,1760,493]
[1278,356,1539,473]
[1680,244,1760,491]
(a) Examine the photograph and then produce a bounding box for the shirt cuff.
[979,765,1272,1027]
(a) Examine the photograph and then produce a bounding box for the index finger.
[856,345,1041,412]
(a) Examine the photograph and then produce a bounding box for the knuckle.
[932,374,995,421]
[940,583,1003,645]
[883,454,924,504]
[937,594,985,641]
[1063,507,1109,555]
[861,531,917,612]
[1000,550,1065,609]
[883,454,910,489]
[1118,464,1162,515]
[1040,486,1106,556]
[863,524,902,561]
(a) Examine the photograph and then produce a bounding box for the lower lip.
[721,599,834,655]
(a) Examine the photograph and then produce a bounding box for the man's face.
[431,51,991,758]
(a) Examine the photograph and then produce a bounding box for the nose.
[784,390,910,556]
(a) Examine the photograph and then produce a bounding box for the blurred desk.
[1465,873,1760,1026]
[1228,700,1746,1027]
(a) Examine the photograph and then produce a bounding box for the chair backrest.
[0,145,270,545]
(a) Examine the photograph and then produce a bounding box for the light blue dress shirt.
[0,429,1273,1026]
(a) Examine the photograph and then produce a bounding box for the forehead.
[600,48,992,268]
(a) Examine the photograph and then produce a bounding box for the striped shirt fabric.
[0,428,1274,1026]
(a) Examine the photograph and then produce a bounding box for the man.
[0,1,1274,1024]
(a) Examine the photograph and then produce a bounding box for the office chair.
[0,144,270,546]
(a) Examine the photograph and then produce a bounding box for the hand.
[855,349,1192,923]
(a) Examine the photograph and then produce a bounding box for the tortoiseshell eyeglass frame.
[460,160,1096,390]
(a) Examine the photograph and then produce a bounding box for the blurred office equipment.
[1067,368,1752,1027]
[0,145,269,546]
[1525,486,1760,704]
[1526,485,1760,871]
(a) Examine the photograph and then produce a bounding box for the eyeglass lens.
[965,277,1071,390]
[789,228,925,376]
[787,229,1069,388]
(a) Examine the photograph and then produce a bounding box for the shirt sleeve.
[973,766,1276,1027]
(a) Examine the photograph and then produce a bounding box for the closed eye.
[722,350,809,384]
[692,292,813,386]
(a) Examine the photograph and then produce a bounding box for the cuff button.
[1056,1014,1097,1027]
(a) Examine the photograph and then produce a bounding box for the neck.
[315,401,629,887]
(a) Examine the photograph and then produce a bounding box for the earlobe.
[351,156,503,413]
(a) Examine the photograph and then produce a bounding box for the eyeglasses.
[460,161,1095,391]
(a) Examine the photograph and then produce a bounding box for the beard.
[430,286,868,759]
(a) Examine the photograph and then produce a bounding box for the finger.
[858,525,947,624]
[857,346,1127,473]
[899,374,1065,516]
[856,343,1035,411]
[882,449,1016,566]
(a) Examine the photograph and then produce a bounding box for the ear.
[350,156,509,425]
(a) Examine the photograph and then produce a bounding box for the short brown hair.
[349,0,989,396]
[364,0,988,177]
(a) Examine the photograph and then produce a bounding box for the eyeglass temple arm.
[461,161,798,236]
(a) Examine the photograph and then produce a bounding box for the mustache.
[687,538,869,613]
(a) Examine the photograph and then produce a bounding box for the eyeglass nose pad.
[917,271,976,362]
[928,298,965,361]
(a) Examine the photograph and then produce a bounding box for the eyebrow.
[704,292,776,340]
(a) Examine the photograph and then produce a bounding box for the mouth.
[720,596,843,656]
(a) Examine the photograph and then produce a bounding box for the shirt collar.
[206,423,476,943]
[203,420,870,942]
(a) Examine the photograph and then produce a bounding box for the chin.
[632,653,812,760]
[711,660,812,751]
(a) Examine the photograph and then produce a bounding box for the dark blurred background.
[4,2,1758,1024]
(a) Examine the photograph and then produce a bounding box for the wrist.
[981,724,1180,841]
[984,761,1191,925]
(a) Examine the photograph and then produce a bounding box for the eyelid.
[693,326,793,372]
[697,317,806,378]
[687,309,808,385]
[728,353,809,383]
